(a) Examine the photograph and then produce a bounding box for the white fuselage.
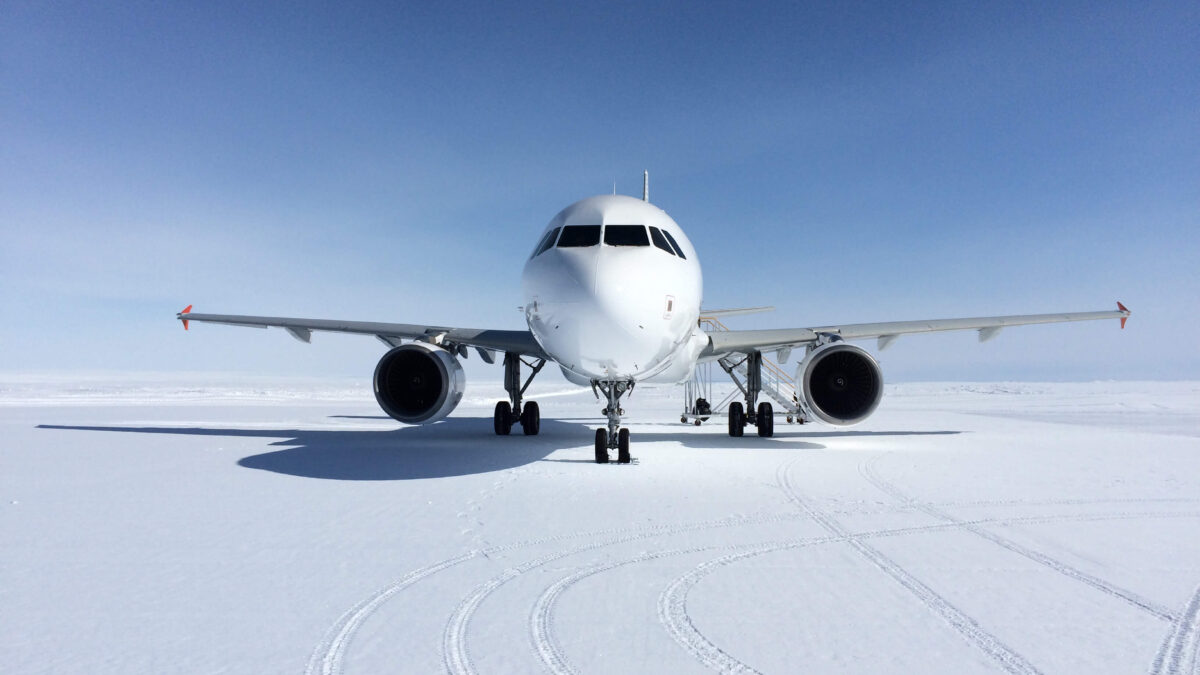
[521,195,708,385]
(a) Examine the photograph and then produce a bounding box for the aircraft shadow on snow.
[36,419,960,480]
[37,418,587,481]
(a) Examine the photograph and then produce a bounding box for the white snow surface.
[3,376,1199,674]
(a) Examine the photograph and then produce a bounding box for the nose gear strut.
[592,379,633,464]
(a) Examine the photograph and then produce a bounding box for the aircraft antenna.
[642,171,649,202]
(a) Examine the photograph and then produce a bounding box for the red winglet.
[1117,301,1129,329]
[180,304,192,331]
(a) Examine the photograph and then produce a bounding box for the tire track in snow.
[941,497,1200,509]
[658,537,836,674]
[655,510,1200,675]
[776,459,1045,675]
[828,496,1200,517]
[310,504,1200,675]
[307,552,477,675]
[861,453,1177,622]
[1151,585,1200,675]
[531,544,726,674]
[307,512,796,675]
[441,513,797,675]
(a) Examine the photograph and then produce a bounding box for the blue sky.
[2,1,1197,382]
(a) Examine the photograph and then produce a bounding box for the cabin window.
[661,229,687,259]
[531,227,560,258]
[557,225,601,247]
[603,224,650,247]
[648,226,676,256]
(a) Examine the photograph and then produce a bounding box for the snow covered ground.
[3,376,1199,674]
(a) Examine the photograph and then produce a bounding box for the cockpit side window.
[660,229,687,259]
[556,224,601,247]
[531,227,560,258]
[603,225,650,247]
[648,226,676,256]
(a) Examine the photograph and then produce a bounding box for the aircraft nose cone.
[524,245,679,381]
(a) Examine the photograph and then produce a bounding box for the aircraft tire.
[594,429,609,463]
[521,401,540,435]
[757,402,774,437]
[494,401,513,435]
[728,402,744,437]
[617,428,630,464]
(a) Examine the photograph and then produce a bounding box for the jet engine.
[373,342,465,424]
[796,342,883,425]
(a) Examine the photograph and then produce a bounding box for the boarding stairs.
[682,316,804,424]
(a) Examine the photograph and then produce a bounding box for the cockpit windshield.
[603,225,650,247]
[648,226,675,256]
[557,225,601,247]
[660,229,687,259]
[530,227,560,258]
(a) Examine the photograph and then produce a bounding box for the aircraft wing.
[704,303,1130,356]
[176,307,548,361]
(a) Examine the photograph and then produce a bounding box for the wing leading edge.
[176,309,548,360]
[704,303,1130,357]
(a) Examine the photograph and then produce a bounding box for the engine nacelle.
[796,342,883,426]
[373,342,465,424]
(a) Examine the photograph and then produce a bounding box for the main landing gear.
[593,379,633,464]
[493,352,546,436]
[721,351,776,438]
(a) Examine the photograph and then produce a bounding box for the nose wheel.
[593,427,631,464]
[593,380,634,464]
[594,429,609,463]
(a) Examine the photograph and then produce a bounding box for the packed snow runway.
[3,378,1199,674]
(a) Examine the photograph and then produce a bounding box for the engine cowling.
[796,342,883,426]
[373,342,465,424]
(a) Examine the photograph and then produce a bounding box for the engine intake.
[373,342,465,424]
[797,342,883,425]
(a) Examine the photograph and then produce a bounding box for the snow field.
[2,378,1199,673]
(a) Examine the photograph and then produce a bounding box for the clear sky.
[2,1,1197,382]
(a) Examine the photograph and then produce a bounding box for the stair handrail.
[700,316,797,387]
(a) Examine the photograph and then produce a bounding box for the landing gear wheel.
[681,415,688,424]
[728,402,745,437]
[694,419,701,427]
[787,415,794,424]
[494,401,512,435]
[617,428,631,464]
[757,402,774,437]
[520,401,540,436]
[594,429,609,464]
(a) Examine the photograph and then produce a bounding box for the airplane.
[176,173,1130,464]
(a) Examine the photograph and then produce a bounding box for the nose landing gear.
[593,379,634,464]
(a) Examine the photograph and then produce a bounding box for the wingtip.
[1117,301,1129,329]
[179,304,192,330]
